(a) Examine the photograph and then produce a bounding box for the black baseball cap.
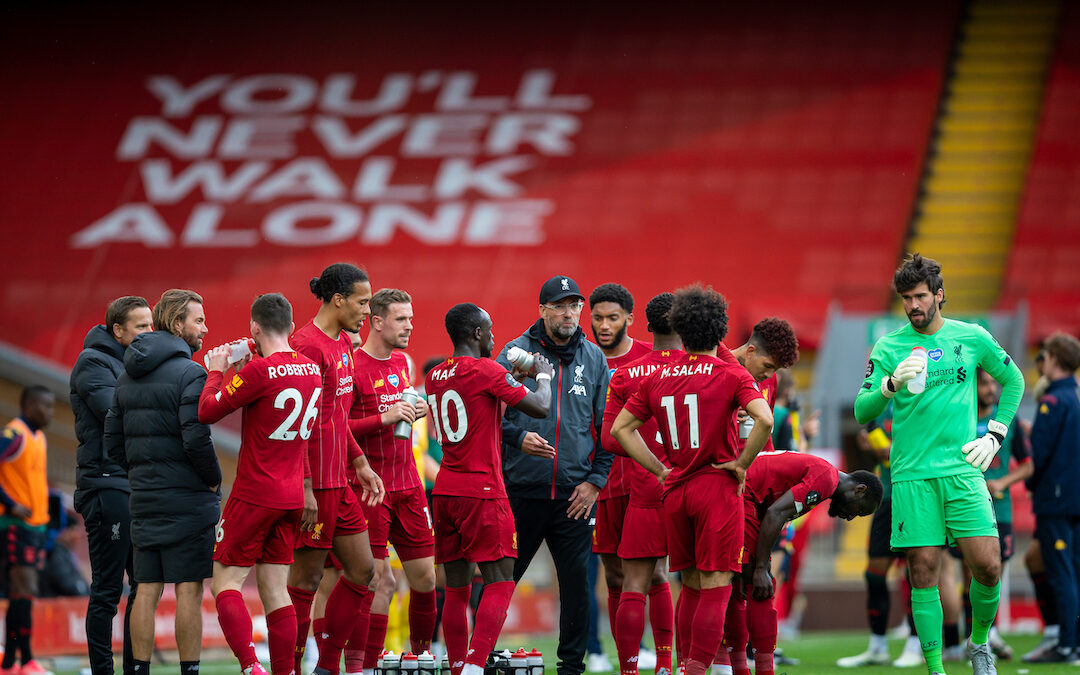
[539,275,584,304]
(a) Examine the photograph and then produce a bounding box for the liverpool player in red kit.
[349,288,436,667]
[426,303,554,675]
[289,264,385,675]
[588,283,658,670]
[716,452,881,675]
[600,292,682,675]
[611,285,773,675]
[199,293,321,675]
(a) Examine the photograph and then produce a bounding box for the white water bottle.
[204,338,255,370]
[506,346,535,373]
[908,346,929,394]
[394,388,420,440]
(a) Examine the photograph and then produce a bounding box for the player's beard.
[907,302,936,330]
[593,322,627,350]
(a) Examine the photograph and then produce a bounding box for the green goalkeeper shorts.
[890,473,998,549]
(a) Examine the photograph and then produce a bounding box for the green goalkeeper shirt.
[854,318,1024,484]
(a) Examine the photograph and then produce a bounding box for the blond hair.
[153,289,204,336]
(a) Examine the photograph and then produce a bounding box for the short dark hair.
[749,318,799,369]
[776,369,795,399]
[644,293,675,334]
[669,285,729,352]
[444,303,487,346]
[850,469,884,508]
[423,356,447,375]
[893,253,946,307]
[105,296,150,333]
[1045,331,1080,373]
[589,283,634,312]
[370,289,412,319]
[20,385,53,408]
[251,293,292,335]
[309,263,368,303]
[153,289,203,335]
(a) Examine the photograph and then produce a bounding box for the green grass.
[49,632,1076,675]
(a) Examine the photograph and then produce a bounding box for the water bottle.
[417,651,436,675]
[738,414,754,440]
[394,388,420,439]
[908,346,929,394]
[204,338,255,370]
[402,652,419,675]
[506,346,535,373]
[510,649,528,675]
[526,649,543,675]
[383,650,400,675]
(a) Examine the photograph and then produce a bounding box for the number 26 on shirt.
[269,387,322,441]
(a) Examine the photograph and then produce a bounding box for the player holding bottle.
[855,254,1024,675]
[199,293,321,675]
[425,303,554,675]
[611,285,773,675]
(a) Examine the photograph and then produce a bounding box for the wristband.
[536,372,552,383]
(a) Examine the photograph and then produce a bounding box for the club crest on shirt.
[574,364,585,383]
[312,523,324,540]
[388,373,400,388]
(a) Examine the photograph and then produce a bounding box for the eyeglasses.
[542,301,585,315]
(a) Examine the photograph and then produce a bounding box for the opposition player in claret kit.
[588,283,658,668]
[856,253,1024,675]
[349,288,436,667]
[288,263,386,675]
[611,285,773,675]
[599,292,682,675]
[716,451,882,675]
[198,293,322,675]
[425,303,555,675]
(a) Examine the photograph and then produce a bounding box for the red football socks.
[267,605,298,675]
[648,583,674,673]
[409,589,437,654]
[686,586,732,675]
[443,585,472,675]
[356,612,388,672]
[608,587,622,644]
[216,590,258,669]
[313,618,327,654]
[615,591,647,675]
[317,577,373,674]
[719,597,748,674]
[675,586,700,669]
[288,586,316,672]
[747,597,778,675]
[466,581,515,667]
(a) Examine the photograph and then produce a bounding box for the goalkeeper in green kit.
[855,254,1024,675]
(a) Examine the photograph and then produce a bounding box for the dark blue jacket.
[70,325,130,512]
[1028,376,1080,516]
[498,321,612,500]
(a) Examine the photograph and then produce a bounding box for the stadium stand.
[999,1,1080,342]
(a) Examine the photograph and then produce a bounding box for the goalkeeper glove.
[880,354,926,398]
[961,420,1008,472]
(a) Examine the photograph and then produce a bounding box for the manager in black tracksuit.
[499,276,613,675]
[71,296,153,675]
[105,289,221,674]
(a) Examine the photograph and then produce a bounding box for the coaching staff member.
[71,296,152,675]
[106,289,221,675]
[498,275,613,675]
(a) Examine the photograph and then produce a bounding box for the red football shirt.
[350,350,421,493]
[426,356,529,499]
[624,352,763,490]
[290,321,364,489]
[599,338,653,502]
[601,348,683,508]
[198,351,322,509]
[745,451,839,517]
[717,344,778,453]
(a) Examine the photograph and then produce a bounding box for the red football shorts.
[214,496,301,566]
[433,495,517,564]
[742,497,764,567]
[617,503,667,560]
[664,471,743,573]
[592,494,630,555]
[362,485,435,561]
[296,486,368,550]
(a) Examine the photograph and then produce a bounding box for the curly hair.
[749,317,799,369]
[669,285,728,351]
[645,292,675,334]
[893,253,945,307]
[589,283,634,312]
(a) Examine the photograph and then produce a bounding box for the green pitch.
[49,632,1075,675]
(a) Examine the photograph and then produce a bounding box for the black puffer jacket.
[105,331,221,547]
[70,325,130,512]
